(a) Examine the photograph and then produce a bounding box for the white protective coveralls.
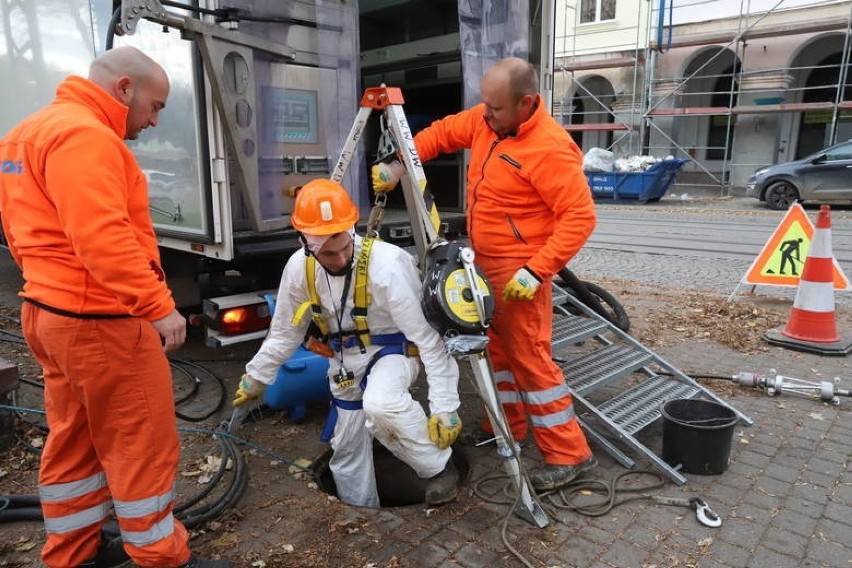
[246,234,460,507]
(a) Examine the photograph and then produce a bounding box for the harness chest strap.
[291,237,376,347]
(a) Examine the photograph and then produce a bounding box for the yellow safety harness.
[292,236,376,354]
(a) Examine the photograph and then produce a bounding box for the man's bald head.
[480,58,539,136]
[88,46,170,140]
[88,46,167,92]
[485,58,539,104]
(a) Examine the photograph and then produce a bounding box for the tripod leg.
[466,353,549,528]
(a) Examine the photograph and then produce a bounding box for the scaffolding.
[553,0,852,195]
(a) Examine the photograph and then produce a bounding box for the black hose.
[1,495,40,507]
[0,495,43,522]
[173,435,232,515]
[556,268,631,332]
[106,7,120,50]
[0,507,42,522]
[177,432,248,528]
[656,370,733,381]
[3,431,248,533]
[169,358,228,422]
[0,328,26,344]
[170,362,202,406]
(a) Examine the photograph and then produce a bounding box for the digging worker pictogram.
[371,57,598,492]
[779,237,803,276]
[233,179,462,508]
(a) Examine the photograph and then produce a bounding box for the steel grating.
[552,313,608,346]
[597,378,702,435]
[559,344,653,395]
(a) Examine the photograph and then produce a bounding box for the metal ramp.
[551,284,753,485]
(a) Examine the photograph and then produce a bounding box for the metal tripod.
[334,86,549,527]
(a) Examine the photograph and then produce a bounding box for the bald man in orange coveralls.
[0,47,230,568]
[372,57,598,493]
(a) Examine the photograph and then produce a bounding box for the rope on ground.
[536,469,667,520]
[469,466,669,567]
[464,371,542,568]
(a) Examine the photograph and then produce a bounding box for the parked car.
[745,140,852,210]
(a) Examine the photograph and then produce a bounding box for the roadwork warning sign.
[742,203,850,289]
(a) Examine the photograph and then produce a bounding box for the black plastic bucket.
[660,398,738,475]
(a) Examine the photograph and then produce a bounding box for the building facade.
[554,0,852,192]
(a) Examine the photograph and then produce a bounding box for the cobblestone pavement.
[327,340,852,568]
[1,197,850,568]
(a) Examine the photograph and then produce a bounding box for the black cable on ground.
[0,495,42,523]
[0,406,250,534]
[0,328,26,344]
[169,357,228,422]
[656,370,734,381]
[170,363,202,406]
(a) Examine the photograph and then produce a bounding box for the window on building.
[706,66,738,160]
[580,0,616,23]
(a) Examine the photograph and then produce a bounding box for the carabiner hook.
[375,115,397,163]
[691,498,722,528]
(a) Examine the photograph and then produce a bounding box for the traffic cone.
[764,205,851,355]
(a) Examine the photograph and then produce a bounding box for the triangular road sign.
[742,203,850,290]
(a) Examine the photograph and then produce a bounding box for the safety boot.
[424,458,459,505]
[529,455,598,493]
[75,537,128,567]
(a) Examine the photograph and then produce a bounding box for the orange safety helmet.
[291,178,359,235]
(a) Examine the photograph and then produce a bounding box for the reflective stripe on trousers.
[474,255,593,465]
[23,303,191,568]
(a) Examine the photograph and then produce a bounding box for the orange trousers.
[475,255,592,466]
[22,303,191,568]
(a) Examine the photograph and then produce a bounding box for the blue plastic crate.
[585,159,689,203]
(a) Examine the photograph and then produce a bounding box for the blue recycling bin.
[585,159,689,203]
[261,295,330,423]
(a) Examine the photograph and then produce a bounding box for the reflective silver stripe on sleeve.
[43,501,110,534]
[120,513,176,546]
[114,486,176,519]
[520,382,572,406]
[39,472,107,503]
[529,405,576,429]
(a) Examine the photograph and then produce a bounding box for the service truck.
[0,0,555,345]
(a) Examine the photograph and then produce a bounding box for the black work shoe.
[425,458,460,505]
[182,556,233,568]
[530,455,598,492]
[75,537,129,568]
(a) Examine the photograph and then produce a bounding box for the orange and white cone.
[764,205,851,355]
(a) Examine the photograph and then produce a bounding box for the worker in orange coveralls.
[0,46,230,568]
[371,57,598,492]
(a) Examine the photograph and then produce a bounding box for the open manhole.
[312,443,470,507]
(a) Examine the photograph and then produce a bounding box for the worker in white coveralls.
[232,178,462,507]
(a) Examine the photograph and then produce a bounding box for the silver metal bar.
[467,354,549,528]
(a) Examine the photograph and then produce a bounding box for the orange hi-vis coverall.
[0,76,190,567]
[414,99,597,466]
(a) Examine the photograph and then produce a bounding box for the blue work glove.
[370,161,405,193]
[233,373,266,407]
[428,411,462,449]
[502,267,541,301]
